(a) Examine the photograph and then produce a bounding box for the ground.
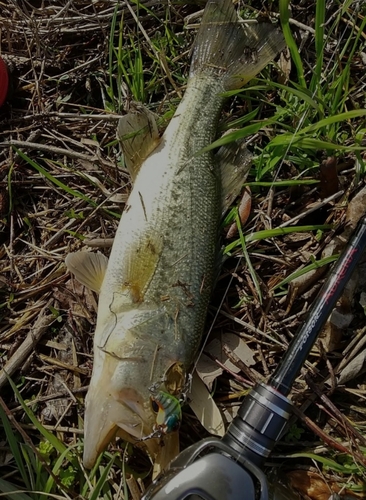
[0,0,366,498]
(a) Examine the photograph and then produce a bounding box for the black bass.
[66,0,285,473]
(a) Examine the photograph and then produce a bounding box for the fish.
[65,0,285,475]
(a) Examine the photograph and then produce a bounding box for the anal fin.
[217,134,252,215]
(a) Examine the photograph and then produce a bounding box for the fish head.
[82,354,151,468]
[82,321,186,471]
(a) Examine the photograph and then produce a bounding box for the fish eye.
[151,399,159,413]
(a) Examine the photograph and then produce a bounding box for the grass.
[1,0,366,498]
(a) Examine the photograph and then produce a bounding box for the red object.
[0,57,9,107]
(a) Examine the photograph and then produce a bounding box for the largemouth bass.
[66,0,285,473]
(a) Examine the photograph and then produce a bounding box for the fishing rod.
[143,214,366,500]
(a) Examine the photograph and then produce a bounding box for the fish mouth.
[82,382,149,468]
[82,381,179,474]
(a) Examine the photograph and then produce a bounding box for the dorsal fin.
[216,134,252,214]
[117,103,160,181]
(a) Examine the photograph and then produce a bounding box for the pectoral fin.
[117,104,160,181]
[217,135,252,215]
[65,251,108,293]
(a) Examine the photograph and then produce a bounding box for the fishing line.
[191,257,242,377]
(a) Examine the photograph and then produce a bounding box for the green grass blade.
[89,456,116,500]
[220,107,259,131]
[268,109,366,151]
[272,254,339,290]
[240,83,321,112]
[199,119,275,153]
[6,376,69,458]
[15,149,120,219]
[289,452,358,474]
[44,443,80,494]
[235,211,262,304]
[269,136,366,152]
[245,180,319,187]
[298,109,366,136]
[279,0,306,88]
[0,405,32,492]
[225,225,331,254]
[309,0,325,94]
[15,149,98,207]
[0,478,34,500]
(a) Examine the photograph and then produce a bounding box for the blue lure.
[151,391,182,434]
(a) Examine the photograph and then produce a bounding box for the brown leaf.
[287,470,360,500]
[196,333,255,390]
[338,349,366,384]
[319,157,339,199]
[226,186,252,239]
[278,47,291,84]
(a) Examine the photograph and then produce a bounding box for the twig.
[0,140,98,162]
[278,190,344,228]
[127,475,143,500]
[306,375,366,446]
[84,237,114,248]
[0,299,56,389]
[39,353,89,375]
[207,352,252,387]
[0,421,84,435]
[219,309,285,348]
[291,404,366,466]
[222,344,262,384]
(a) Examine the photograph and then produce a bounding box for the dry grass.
[1,0,366,498]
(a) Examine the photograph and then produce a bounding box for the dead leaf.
[319,309,353,353]
[338,349,366,384]
[287,470,360,500]
[278,47,291,84]
[205,332,255,373]
[222,404,239,424]
[195,353,222,391]
[226,186,252,239]
[345,185,366,233]
[196,332,255,390]
[319,157,339,199]
[188,371,225,437]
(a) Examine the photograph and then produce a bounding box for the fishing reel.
[143,383,292,500]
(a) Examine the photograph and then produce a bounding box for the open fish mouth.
[82,383,147,468]
[82,380,179,474]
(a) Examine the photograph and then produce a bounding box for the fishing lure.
[151,391,182,434]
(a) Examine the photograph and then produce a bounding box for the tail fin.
[190,0,285,90]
